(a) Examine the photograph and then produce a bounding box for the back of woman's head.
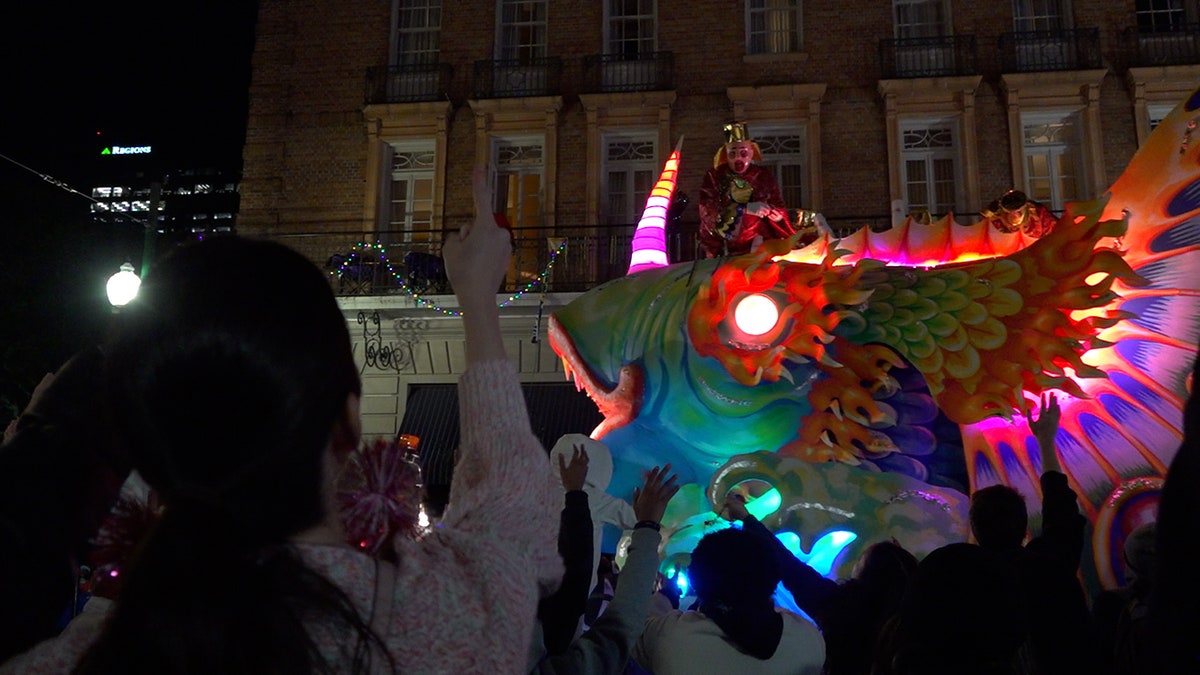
[108,236,359,532]
[80,237,375,673]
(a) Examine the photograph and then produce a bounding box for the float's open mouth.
[547,314,644,439]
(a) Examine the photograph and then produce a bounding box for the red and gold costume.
[981,190,1058,238]
[698,123,797,258]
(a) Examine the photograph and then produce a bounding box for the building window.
[893,0,949,38]
[386,142,436,242]
[1148,102,1175,130]
[1021,111,1083,211]
[746,0,802,55]
[754,127,807,210]
[605,0,656,56]
[1012,0,1068,32]
[492,136,544,229]
[498,0,547,62]
[1137,0,1187,32]
[900,118,959,217]
[601,133,656,226]
[395,0,441,65]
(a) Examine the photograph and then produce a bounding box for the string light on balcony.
[329,239,568,317]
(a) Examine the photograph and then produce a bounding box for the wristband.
[634,520,661,532]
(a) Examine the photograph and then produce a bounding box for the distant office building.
[89,139,240,244]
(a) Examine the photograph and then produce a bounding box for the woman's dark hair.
[688,527,783,660]
[76,237,385,673]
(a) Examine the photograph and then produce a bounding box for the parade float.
[549,91,1200,592]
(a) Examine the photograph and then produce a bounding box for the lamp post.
[106,262,141,308]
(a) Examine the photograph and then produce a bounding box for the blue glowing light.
[775,529,858,578]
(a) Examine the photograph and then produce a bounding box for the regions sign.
[101,146,152,155]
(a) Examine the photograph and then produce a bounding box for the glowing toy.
[550,90,1200,587]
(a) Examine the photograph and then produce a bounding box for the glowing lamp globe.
[106,262,141,307]
[733,293,779,336]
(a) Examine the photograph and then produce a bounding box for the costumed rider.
[699,121,802,258]
[981,189,1057,238]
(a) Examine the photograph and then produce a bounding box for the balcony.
[473,57,563,98]
[999,28,1102,73]
[581,52,674,93]
[365,63,453,104]
[261,218,890,298]
[879,35,977,79]
[1122,24,1200,67]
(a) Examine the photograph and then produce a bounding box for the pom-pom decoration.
[88,472,162,599]
[337,437,424,558]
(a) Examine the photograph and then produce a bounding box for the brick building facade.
[237,0,1200,441]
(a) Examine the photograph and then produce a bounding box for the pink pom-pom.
[337,438,423,558]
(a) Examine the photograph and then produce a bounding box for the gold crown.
[724,121,752,144]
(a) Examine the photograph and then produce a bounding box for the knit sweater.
[1,359,563,674]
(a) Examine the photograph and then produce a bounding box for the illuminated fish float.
[549,92,1200,588]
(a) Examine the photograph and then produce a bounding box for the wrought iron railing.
[581,51,674,93]
[998,28,1102,73]
[472,57,563,98]
[256,218,891,298]
[365,63,454,104]
[1122,24,1200,67]
[879,35,977,79]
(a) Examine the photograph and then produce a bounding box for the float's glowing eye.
[733,293,779,336]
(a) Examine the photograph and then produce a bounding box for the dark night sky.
[0,2,259,414]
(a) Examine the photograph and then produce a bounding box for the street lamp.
[106,262,141,307]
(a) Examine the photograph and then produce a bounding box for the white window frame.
[1020,110,1084,212]
[899,116,961,217]
[393,0,441,66]
[1148,102,1176,131]
[604,0,656,56]
[1136,0,1189,31]
[753,125,808,210]
[384,140,436,243]
[745,0,803,55]
[1012,0,1070,32]
[893,0,950,39]
[491,135,545,230]
[496,0,547,61]
[600,131,657,226]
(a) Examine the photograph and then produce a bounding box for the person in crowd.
[968,393,1093,673]
[1149,353,1200,673]
[549,433,638,616]
[632,525,825,674]
[698,121,797,258]
[1092,521,1156,675]
[532,464,679,674]
[0,346,130,662]
[1,166,563,673]
[723,492,916,675]
[534,444,595,658]
[872,542,1032,675]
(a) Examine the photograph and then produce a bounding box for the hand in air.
[1026,392,1061,439]
[633,464,680,525]
[558,444,590,493]
[442,165,512,303]
[722,492,751,523]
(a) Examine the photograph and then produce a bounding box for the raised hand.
[721,491,751,523]
[1026,392,1062,473]
[633,464,680,525]
[558,444,590,492]
[442,165,512,308]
